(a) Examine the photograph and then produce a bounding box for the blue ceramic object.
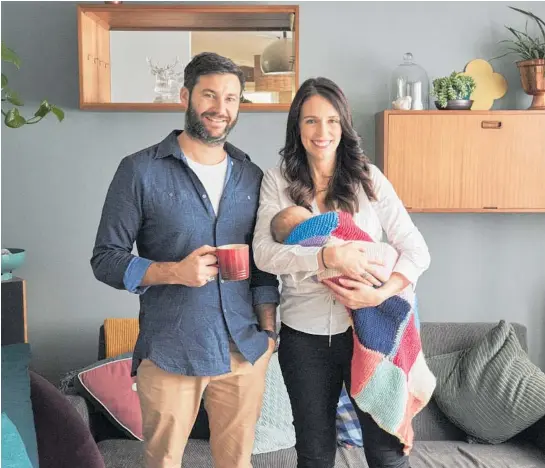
[1,249,26,281]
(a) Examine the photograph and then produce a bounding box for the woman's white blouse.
[253,164,431,336]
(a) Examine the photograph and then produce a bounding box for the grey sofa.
[66,322,545,468]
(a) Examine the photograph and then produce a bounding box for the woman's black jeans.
[278,324,410,468]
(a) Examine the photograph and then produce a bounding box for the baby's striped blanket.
[285,211,436,454]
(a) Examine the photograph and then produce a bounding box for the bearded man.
[91,52,279,468]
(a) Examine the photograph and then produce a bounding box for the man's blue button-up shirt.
[91,130,279,376]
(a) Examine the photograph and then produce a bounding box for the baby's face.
[272,207,313,243]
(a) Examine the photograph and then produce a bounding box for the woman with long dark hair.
[253,77,431,468]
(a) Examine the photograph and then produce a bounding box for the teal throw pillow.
[1,412,33,468]
[1,343,39,467]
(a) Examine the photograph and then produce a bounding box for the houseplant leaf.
[34,100,51,118]
[495,7,545,62]
[1,44,65,128]
[51,106,65,122]
[4,89,24,106]
[1,42,21,69]
[5,108,26,128]
[509,6,545,44]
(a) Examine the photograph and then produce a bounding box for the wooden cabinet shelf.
[375,110,545,213]
[77,4,299,112]
[78,102,290,113]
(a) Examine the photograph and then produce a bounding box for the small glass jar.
[390,52,430,110]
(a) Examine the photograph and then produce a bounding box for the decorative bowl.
[435,99,474,110]
[1,248,26,281]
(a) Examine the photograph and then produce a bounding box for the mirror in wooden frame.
[78,4,299,112]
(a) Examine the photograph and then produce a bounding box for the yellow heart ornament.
[462,59,508,110]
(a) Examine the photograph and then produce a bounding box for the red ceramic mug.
[216,244,250,281]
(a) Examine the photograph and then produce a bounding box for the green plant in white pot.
[1,42,64,128]
[431,72,476,110]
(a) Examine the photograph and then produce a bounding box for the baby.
[270,206,399,283]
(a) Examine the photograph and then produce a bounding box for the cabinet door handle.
[483,206,498,209]
[481,121,502,129]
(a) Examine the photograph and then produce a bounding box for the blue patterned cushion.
[336,386,363,447]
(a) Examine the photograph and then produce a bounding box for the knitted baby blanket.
[285,211,436,454]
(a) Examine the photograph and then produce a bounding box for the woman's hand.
[323,272,411,309]
[322,278,386,309]
[322,243,383,286]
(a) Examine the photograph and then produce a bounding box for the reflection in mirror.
[109,30,295,104]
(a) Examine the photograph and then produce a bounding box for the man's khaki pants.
[136,341,274,468]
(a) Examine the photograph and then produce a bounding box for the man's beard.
[184,100,238,146]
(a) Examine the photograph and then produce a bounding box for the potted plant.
[494,6,545,110]
[1,42,64,128]
[431,72,476,110]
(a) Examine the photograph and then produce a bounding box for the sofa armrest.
[65,394,92,429]
[520,416,545,453]
[65,391,132,442]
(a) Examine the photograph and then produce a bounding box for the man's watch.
[264,329,278,342]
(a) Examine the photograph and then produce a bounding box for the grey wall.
[2,1,544,383]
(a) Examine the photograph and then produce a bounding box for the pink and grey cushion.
[73,354,143,440]
[73,354,210,441]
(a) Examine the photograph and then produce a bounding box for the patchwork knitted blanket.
[285,211,436,454]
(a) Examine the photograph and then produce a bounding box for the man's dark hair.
[183,52,245,96]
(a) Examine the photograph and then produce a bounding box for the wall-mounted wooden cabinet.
[375,110,545,213]
[77,4,299,112]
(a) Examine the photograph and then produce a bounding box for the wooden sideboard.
[1,277,27,345]
[375,110,545,213]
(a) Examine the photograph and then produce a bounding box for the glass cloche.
[390,53,429,110]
